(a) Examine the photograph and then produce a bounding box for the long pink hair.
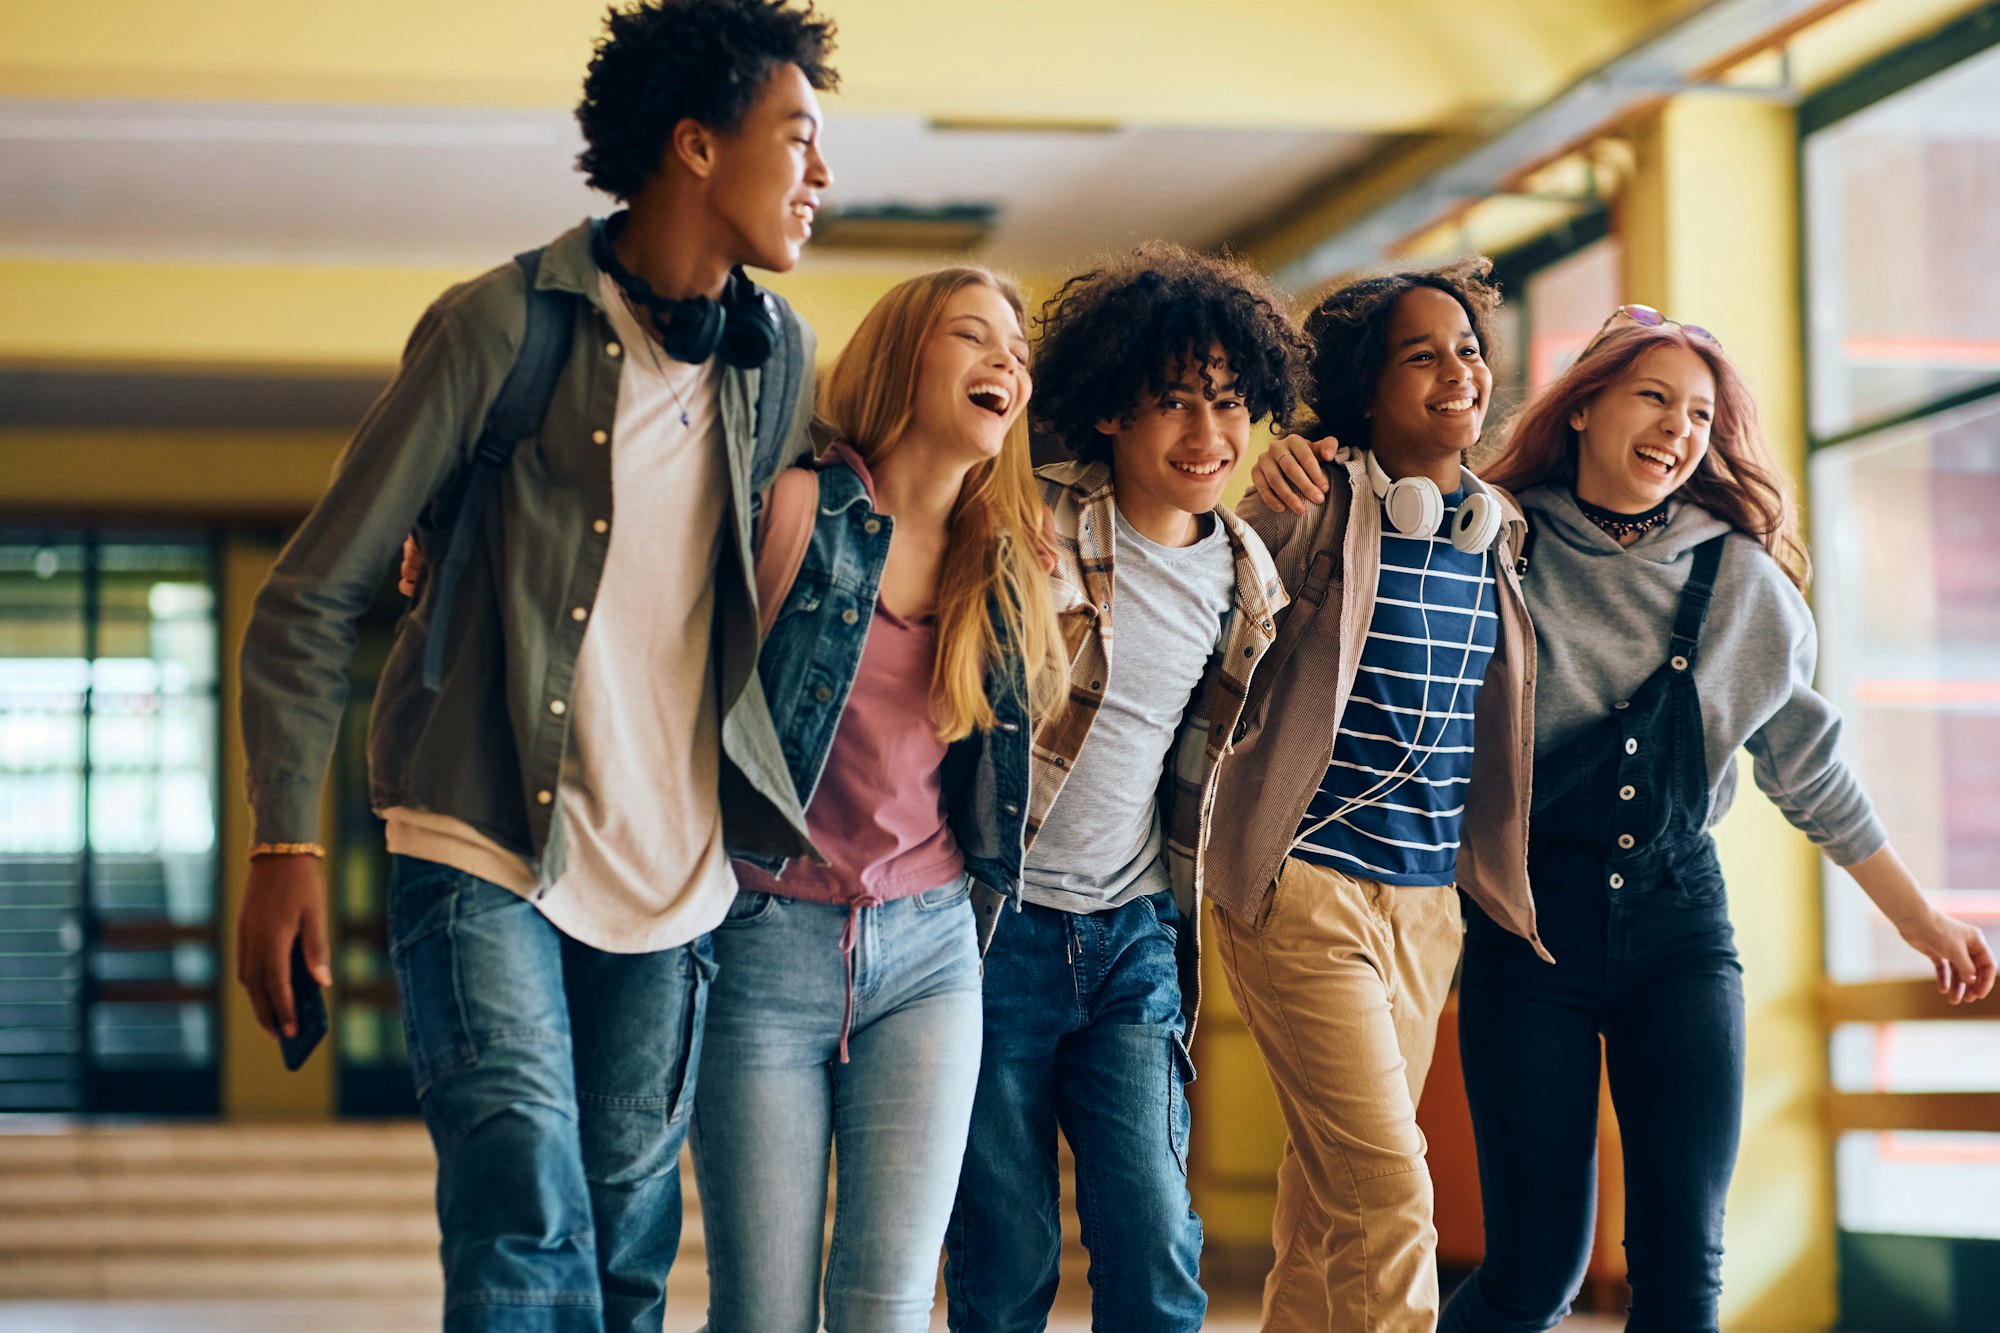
[1483,323,1809,590]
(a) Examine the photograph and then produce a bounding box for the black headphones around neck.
[589,212,780,368]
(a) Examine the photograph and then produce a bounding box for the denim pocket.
[913,875,972,912]
[578,946,715,1188]
[1168,1032,1196,1176]
[1150,890,1181,946]
[667,947,718,1127]
[718,889,781,927]
[387,867,478,1098]
[1667,844,1728,906]
[385,856,465,957]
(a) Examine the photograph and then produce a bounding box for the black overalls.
[1442,535,1746,1333]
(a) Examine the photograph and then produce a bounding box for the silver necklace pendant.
[624,293,696,429]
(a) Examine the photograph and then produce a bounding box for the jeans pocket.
[719,889,781,927]
[387,884,476,1099]
[667,947,718,1126]
[1667,844,1729,906]
[578,946,716,1187]
[1150,889,1181,946]
[913,874,973,912]
[1168,1032,1196,1177]
[386,856,465,957]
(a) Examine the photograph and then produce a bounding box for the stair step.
[0,1122,436,1173]
[0,1211,442,1254]
[0,1121,1084,1301]
[0,1170,433,1211]
[0,1257,725,1301]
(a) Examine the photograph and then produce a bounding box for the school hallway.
[0,1119,1626,1333]
[0,1302,1625,1332]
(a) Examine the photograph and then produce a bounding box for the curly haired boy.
[944,241,1309,1333]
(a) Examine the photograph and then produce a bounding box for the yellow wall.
[0,255,951,375]
[1621,92,1837,1332]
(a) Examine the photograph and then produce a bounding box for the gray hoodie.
[1520,485,1887,867]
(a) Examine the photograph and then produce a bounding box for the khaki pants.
[1214,856,1463,1333]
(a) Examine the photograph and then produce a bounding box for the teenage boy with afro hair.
[233,3,834,1328]
[944,241,1310,1333]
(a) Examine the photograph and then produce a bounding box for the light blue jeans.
[692,876,983,1333]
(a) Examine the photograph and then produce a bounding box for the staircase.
[0,1121,448,1299]
[0,1119,1088,1303]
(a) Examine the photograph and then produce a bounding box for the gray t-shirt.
[1023,510,1237,913]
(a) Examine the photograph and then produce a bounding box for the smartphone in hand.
[278,937,329,1072]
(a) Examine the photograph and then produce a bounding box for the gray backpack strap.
[422,249,576,691]
[748,293,805,524]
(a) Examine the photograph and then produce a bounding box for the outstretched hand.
[1249,434,1340,514]
[1899,909,1997,1004]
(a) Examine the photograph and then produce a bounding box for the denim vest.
[734,449,1033,901]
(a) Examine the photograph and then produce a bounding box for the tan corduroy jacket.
[1206,447,1553,962]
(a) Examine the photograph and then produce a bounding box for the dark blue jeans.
[944,889,1205,1333]
[1441,838,1745,1333]
[387,855,714,1333]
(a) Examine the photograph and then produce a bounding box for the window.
[1489,213,1622,413]
[1802,9,2000,1282]
[1805,37,2000,441]
[0,535,221,1113]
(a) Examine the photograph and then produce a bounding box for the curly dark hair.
[1032,241,1312,465]
[575,0,838,200]
[1302,257,1502,448]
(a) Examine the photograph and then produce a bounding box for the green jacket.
[240,218,817,884]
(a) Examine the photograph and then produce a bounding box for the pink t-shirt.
[736,464,963,906]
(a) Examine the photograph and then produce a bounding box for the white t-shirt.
[1021,510,1235,913]
[383,275,736,953]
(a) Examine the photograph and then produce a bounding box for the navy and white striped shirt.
[1293,490,1498,885]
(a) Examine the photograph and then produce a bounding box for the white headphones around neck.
[1365,449,1502,553]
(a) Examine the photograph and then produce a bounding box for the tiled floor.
[0,1299,1625,1331]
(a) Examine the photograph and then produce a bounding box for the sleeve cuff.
[249,777,323,847]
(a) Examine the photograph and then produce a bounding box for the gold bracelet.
[249,841,327,860]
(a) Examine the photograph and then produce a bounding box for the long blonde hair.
[819,267,1064,741]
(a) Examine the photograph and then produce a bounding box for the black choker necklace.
[1574,492,1670,540]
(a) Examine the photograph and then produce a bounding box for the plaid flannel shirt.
[1029,460,1288,1031]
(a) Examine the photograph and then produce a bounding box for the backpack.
[422,247,807,690]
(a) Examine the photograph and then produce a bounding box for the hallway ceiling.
[0,0,1708,275]
[0,99,1377,272]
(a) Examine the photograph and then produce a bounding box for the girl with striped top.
[1215,259,1541,1333]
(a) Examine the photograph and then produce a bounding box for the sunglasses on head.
[1585,304,1721,353]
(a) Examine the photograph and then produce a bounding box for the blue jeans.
[944,890,1206,1333]
[692,877,983,1333]
[387,855,714,1333]
[1440,838,1745,1333]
